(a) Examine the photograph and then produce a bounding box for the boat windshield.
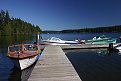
[92,36,99,40]
[92,35,108,40]
[100,35,106,38]
[50,37,62,41]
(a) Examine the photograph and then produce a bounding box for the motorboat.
[85,35,116,44]
[114,44,121,52]
[40,37,80,45]
[7,44,41,70]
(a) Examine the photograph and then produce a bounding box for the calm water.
[0,35,36,81]
[41,32,121,42]
[65,49,121,81]
[0,33,121,81]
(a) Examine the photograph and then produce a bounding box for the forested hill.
[0,10,41,35]
[61,25,121,33]
[42,25,121,33]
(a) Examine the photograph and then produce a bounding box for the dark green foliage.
[61,25,121,33]
[0,10,41,35]
[42,30,60,34]
[42,25,121,33]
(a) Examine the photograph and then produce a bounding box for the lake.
[41,32,121,42]
[65,49,121,81]
[0,32,121,81]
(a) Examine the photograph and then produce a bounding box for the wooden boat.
[7,44,41,70]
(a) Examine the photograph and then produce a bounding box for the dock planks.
[39,43,119,50]
[28,45,81,81]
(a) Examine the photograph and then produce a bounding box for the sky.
[0,0,121,31]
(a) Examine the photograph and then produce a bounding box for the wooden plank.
[28,46,81,81]
[39,43,119,50]
[40,44,109,49]
[60,44,108,49]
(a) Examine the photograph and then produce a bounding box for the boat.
[113,44,121,52]
[7,44,41,70]
[40,37,80,45]
[85,35,116,44]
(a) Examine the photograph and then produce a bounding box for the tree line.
[0,10,41,35]
[43,25,121,33]
[61,25,121,33]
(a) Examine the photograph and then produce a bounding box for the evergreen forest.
[61,25,121,33]
[43,25,121,33]
[0,10,41,35]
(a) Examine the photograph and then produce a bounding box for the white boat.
[41,37,79,45]
[114,44,121,52]
[7,44,41,70]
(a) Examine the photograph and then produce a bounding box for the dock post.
[36,32,40,45]
[108,43,113,53]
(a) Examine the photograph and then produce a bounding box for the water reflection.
[0,34,36,81]
[96,49,112,56]
[8,62,36,81]
[0,53,13,81]
[0,51,36,81]
[0,35,35,48]
[65,49,121,81]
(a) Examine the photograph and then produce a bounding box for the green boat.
[86,35,116,44]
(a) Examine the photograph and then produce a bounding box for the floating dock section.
[28,45,81,81]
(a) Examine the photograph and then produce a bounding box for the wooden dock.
[28,45,81,81]
[39,43,119,50]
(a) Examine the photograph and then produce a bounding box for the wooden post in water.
[108,43,113,54]
[36,32,40,45]
[22,44,24,54]
[8,47,9,53]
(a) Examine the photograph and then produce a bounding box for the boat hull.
[114,46,121,52]
[9,61,36,81]
[11,54,40,70]
[86,39,116,44]
[40,40,79,45]
[40,37,79,45]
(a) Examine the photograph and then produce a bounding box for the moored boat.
[114,44,121,52]
[85,35,116,44]
[7,44,41,70]
[41,37,80,45]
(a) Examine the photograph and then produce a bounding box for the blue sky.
[0,0,121,30]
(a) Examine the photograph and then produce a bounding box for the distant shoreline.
[42,25,121,34]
